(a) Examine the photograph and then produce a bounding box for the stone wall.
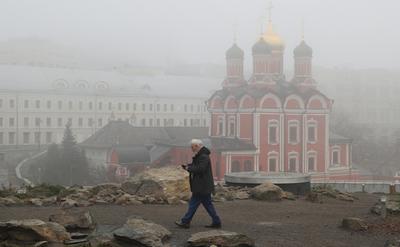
[312,182,399,194]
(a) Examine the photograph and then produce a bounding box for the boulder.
[113,216,171,247]
[0,219,70,243]
[60,198,78,208]
[0,197,23,206]
[187,230,255,247]
[89,183,121,195]
[282,191,296,200]
[49,210,95,230]
[121,167,190,203]
[234,190,250,200]
[371,202,384,215]
[386,195,400,214]
[41,196,58,206]
[250,182,283,201]
[306,192,323,203]
[27,198,43,207]
[115,194,143,205]
[341,217,368,231]
[385,239,400,247]
[336,194,355,202]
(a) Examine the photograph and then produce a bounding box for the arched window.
[268,120,279,144]
[217,116,224,136]
[331,147,340,166]
[228,116,236,137]
[288,153,298,172]
[288,120,300,144]
[268,158,277,172]
[231,160,241,172]
[307,120,317,143]
[307,152,317,172]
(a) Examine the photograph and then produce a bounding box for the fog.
[0,2,400,243]
[1,0,399,69]
[0,1,399,192]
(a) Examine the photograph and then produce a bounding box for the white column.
[279,113,284,172]
[302,114,307,173]
[236,113,240,138]
[325,114,330,172]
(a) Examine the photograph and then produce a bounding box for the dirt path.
[0,193,396,247]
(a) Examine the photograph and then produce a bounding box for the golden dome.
[263,22,285,50]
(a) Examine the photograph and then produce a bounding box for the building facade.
[207,20,355,181]
[0,67,210,147]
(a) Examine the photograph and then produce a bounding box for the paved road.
[0,193,394,247]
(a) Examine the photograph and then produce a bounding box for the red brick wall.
[239,113,253,140]
[259,114,280,172]
[306,115,327,172]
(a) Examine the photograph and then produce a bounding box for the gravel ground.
[0,193,397,247]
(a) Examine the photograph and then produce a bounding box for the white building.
[0,65,216,146]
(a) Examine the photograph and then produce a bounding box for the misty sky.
[1,0,399,69]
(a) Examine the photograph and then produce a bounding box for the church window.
[228,117,235,137]
[307,121,317,143]
[244,160,253,171]
[231,161,241,172]
[289,154,298,172]
[332,148,340,166]
[268,120,279,144]
[269,157,277,172]
[289,121,299,144]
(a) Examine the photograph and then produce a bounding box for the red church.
[207,20,357,181]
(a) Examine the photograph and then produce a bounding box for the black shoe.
[205,223,222,229]
[175,220,190,229]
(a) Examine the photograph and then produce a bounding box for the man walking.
[175,139,222,229]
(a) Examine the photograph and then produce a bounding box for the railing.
[15,151,46,187]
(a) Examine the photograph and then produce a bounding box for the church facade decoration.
[207,18,355,181]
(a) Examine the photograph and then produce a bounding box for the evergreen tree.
[42,122,89,186]
[61,122,89,186]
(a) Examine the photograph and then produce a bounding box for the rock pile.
[386,194,400,215]
[0,167,305,208]
[307,186,358,203]
[0,167,191,207]
[370,194,400,216]
[212,184,251,202]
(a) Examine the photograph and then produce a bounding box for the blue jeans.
[181,193,221,225]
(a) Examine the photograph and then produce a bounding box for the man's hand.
[181,164,188,170]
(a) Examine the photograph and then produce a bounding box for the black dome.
[294,40,313,57]
[226,43,244,59]
[252,38,271,55]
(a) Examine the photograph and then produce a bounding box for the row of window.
[230,150,342,173]
[217,118,317,144]
[0,132,53,145]
[0,117,104,128]
[0,116,208,128]
[0,98,206,113]
[139,118,206,127]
